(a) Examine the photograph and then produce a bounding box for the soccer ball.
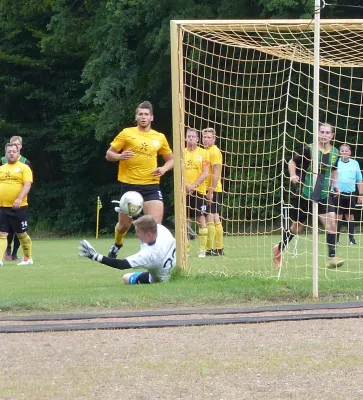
[119,191,144,217]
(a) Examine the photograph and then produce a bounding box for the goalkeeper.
[79,215,176,284]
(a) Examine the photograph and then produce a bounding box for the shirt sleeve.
[126,247,155,269]
[158,135,173,156]
[110,130,126,152]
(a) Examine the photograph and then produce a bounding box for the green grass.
[1,236,363,313]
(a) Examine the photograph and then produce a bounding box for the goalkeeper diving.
[79,215,176,284]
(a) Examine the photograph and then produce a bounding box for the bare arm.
[187,164,209,194]
[153,153,174,177]
[288,159,300,184]
[105,146,134,162]
[13,181,32,209]
[357,180,363,204]
[331,169,339,193]
[207,163,221,201]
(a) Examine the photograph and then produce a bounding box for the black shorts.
[0,207,29,233]
[334,192,357,215]
[291,195,336,224]
[120,183,163,202]
[208,192,222,214]
[186,193,207,219]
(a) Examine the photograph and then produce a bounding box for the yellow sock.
[215,222,224,249]
[115,228,127,246]
[0,236,7,260]
[206,222,216,251]
[198,227,208,252]
[17,232,32,258]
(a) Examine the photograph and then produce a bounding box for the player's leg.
[5,229,14,260]
[123,272,153,285]
[109,212,132,258]
[11,234,20,260]
[0,209,10,266]
[213,193,224,255]
[347,194,357,244]
[143,200,163,223]
[319,199,344,268]
[206,213,216,256]
[10,207,33,265]
[272,197,307,267]
[195,194,208,257]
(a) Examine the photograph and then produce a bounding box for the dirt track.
[1,303,363,399]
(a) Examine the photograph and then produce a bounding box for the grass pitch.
[0,236,362,312]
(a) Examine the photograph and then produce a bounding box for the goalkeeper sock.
[215,222,223,249]
[115,228,127,246]
[198,227,208,252]
[17,232,32,258]
[206,222,216,251]
[0,236,7,260]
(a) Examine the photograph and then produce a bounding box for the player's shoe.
[327,257,345,269]
[5,248,12,261]
[349,237,356,245]
[0,260,3,266]
[198,251,206,258]
[12,254,19,260]
[206,250,217,256]
[215,248,225,256]
[108,243,122,258]
[17,257,33,266]
[272,244,281,268]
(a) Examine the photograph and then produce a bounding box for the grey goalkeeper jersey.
[126,224,176,282]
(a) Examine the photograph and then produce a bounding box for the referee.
[334,144,363,245]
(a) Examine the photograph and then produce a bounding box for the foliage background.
[0,0,362,234]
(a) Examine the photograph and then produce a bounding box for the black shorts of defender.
[208,192,222,214]
[120,183,164,202]
[291,195,336,224]
[0,207,29,233]
[334,192,357,215]
[186,192,207,219]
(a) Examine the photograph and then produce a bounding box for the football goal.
[170,19,363,285]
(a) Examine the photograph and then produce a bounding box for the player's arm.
[330,168,339,193]
[106,146,134,162]
[289,145,309,185]
[153,152,174,177]
[207,163,221,201]
[79,240,132,270]
[13,181,32,209]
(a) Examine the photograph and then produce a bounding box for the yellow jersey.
[205,145,223,193]
[0,161,33,207]
[111,127,173,185]
[184,146,210,195]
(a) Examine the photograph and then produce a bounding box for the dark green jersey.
[293,144,339,200]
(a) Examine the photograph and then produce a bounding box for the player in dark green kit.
[273,124,344,269]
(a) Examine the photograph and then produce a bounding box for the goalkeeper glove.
[79,239,100,261]
[111,199,122,214]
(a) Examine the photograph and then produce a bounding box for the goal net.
[170,19,363,281]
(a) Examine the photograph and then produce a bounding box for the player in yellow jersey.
[184,128,210,257]
[0,143,33,265]
[202,127,224,256]
[1,136,32,261]
[106,101,174,258]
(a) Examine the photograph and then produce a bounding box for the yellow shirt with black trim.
[184,147,210,195]
[111,127,173,185]
[205,145,223,193]
[0,161,33,207]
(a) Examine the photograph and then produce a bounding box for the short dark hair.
[136,101,153,115]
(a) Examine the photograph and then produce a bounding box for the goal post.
[170,19,363,285]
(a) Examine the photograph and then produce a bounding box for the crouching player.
[79,215,176,284]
